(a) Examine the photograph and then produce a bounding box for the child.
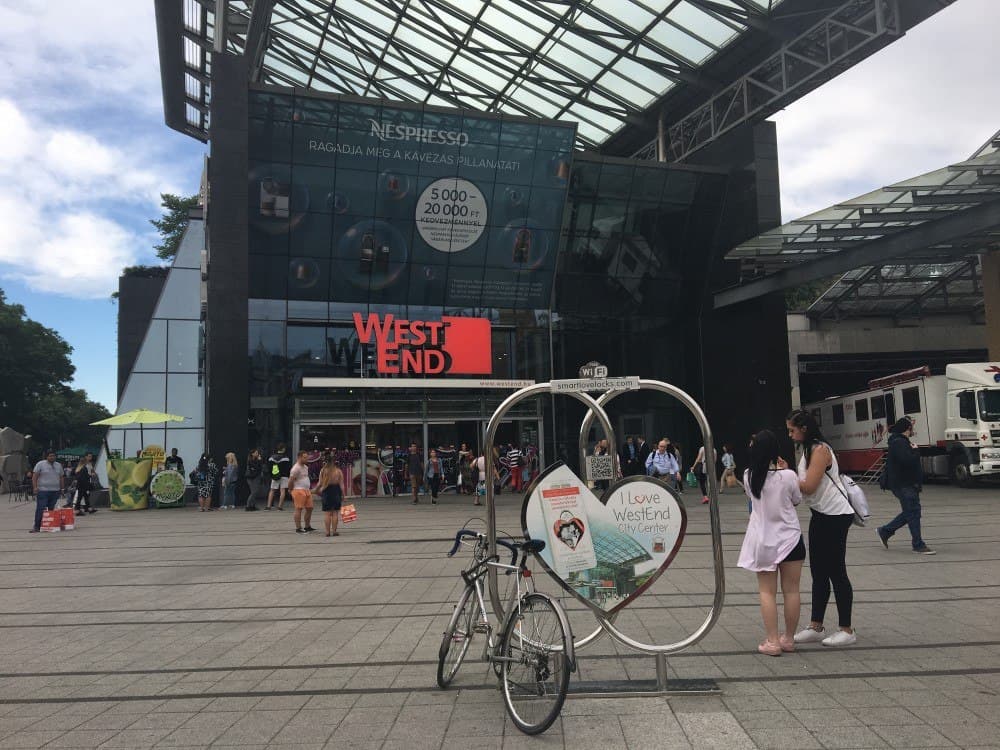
[738,430,804,656]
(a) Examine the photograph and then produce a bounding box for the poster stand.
[483,377,725,696]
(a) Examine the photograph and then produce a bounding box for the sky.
[0,0,997,412]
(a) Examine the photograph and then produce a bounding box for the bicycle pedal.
[473,623,491,634]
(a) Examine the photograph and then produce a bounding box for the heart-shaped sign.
[521,462,687,616]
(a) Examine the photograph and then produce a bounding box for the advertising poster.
[522,463,687,615]
[248,89,576,310]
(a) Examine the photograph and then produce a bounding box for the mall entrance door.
[366,422,422,498]
[296,423,362,497]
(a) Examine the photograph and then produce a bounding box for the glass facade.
[239,86,739,494]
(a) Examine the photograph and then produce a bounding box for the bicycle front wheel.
[437,585,476,688]
[499,593,571,735]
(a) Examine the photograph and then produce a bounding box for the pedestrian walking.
[29,450,64,533]
[317,457,344,537]
[474,453,488,506]
[266,443,291,510]
[645,440,681,487]
[782,409,857,647]
[73,453,98,514]
[458,443,473,495]
[507,444,525,493]
[408,444,424,504]
[426,449,441,504]
[221,453,239,509]
[738,430,804,656]
[620,436,641,476]
[194,454,216,512]
[690,445,710,504]
[877,417,935,554]
[289,450,315,533]
[719,444,739,493]
[245,449,264,511]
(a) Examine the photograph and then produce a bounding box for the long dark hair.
[748,430,780,500]
[786,408,825,466]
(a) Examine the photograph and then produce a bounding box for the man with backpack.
[877,417,935,555]
[265,443,292,511]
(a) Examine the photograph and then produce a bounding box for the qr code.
[586,455,614,481]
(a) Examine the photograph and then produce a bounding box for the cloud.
[771,0,1000,221]
[0,98,192,298]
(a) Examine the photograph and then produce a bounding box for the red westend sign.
[352,313,492,375]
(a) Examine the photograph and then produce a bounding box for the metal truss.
[806,257,984,321]
[634,0,913,162]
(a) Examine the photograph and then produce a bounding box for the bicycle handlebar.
[447,529,517,566]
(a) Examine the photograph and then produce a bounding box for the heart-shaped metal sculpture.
[521,462,688,616]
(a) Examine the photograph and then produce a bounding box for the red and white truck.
[803,363,1000,485]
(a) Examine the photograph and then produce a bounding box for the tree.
[150,193,200,260]
[0,288,110,449]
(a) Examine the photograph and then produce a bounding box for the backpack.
[270,460,280,477]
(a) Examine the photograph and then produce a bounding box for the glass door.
[297,423,362,497]
[366,422,421,498]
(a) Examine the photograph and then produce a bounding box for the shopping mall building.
[108,0,973,496]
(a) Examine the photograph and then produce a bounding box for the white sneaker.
[793,627,826,644]
[822,630,857,647]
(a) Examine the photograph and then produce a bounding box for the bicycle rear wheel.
[437,585,476,688]
[498,593,571,735]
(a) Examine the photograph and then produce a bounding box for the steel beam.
[714,198,1000,308]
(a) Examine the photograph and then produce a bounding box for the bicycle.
[437,526,575,735]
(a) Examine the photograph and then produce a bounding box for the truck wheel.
[951,458,973,488]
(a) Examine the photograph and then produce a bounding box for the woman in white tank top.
[779,409,857,648]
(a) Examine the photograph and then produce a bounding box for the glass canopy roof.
[728,130,1000,320]
[182,0,786,147]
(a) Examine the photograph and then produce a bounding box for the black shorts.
[781,535,806,563]
[321,487,343,512]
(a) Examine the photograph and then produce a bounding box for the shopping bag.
[725,474,738,489]
[340,503,357,524]
[40,510,61,532]
[58,508,76,530]
[685,471,698,488]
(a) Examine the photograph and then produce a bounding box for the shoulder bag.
[825,469,870,527]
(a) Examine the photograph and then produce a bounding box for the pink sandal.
[778,634,795,653]
[757,640,782,656]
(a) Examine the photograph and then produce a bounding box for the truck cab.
[944,363,1000,485]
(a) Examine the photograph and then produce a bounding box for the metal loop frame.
[578,379,725,655]
[483,379,726,657]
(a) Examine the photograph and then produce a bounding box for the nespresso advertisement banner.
[248,89,575,310]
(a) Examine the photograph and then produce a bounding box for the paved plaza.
[1,482,998,749]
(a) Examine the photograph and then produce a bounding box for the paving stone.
[809,724,890,749]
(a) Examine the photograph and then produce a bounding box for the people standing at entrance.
[195,454,216,512]
[266,443,291,510]
[620,436,640,476]
[165,448,185,475]
[318,457,344,537]
[592,439,610,491]
[73,453,97,514]
[878,417,935,554]
[245,449,263,511]
[30,450,64,533]
[408,444,424,504]
[690,445,710,505]
[426,449,441,504]
[457,443,473,495]
[781,409,857,648]
[289,450,315,533]
[645,440,681,487]
[719,444,739,492]
[635,436,651,474]
[221,453,239,509]
[507,444,524,493]
[738,430,804,656]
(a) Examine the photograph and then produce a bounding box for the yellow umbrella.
[91,409,187,456]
